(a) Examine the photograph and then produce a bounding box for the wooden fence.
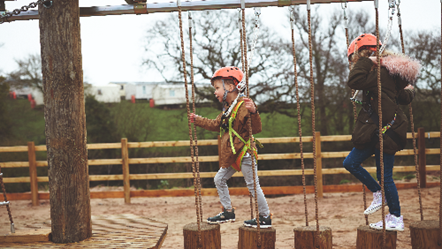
[0,128,440,205]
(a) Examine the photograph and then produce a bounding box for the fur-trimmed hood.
[381,54,421,84]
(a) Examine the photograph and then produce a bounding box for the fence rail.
[0,129,440,205]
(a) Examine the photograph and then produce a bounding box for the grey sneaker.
[207,208,235,224]
[243,214,272,228]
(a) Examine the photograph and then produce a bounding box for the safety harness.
[220,100,259,172]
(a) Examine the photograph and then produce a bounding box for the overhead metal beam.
[3,0,373,22]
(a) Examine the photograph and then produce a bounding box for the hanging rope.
[237,8,254,220]
[395,0,423,222]
[342,1,369,226]
[290,6,308,227]
[0,168,14,233]
[188,10,204,224]
[439,0,442,245]
[241,0,261,246]
[306,1,320,246]
[177,1,202,247]
[374,1,387,247]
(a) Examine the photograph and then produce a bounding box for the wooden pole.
[315,131,323,198]
[238,226,276,249]
[39,0,92,243]
[294,226,332,249]
[27,141,38,206]
[121,138,130,204]
[418,127,427,188]
[183,223,221,249]
[356,226,397,249]
[410,220,441,249]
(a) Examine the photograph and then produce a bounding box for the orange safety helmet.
[211,66,244,85]
[347,34,382,60]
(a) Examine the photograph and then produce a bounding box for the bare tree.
[8,54,43,93]
[143,10,294,110]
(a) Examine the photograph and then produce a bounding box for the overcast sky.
[0,1,440,86]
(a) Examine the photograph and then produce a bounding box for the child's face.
[213,79,234,103]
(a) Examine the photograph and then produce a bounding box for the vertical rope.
[242,6,262,247]
[291,8,308,226]
[375,5,387,248]
[345,19,369,227]
[306,2,320,246]
[177,3,201,247]
[439,1,442,245]
[397,7,423,222]
[0,169,14,225]
[188,12,203,224]
[238,10,254,219]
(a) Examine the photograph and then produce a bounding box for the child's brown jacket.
[194,97,262,169]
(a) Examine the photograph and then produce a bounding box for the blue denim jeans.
[343,147,400,217]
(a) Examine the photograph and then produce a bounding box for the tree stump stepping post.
[183,223,220,249]
[410,220,441,249]
[293,226,332,249]
[356,225,397,249]
[238,226,276,249]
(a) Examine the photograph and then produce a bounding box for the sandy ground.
[0,185,440,249]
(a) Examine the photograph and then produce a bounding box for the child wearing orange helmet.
[190,66,271,228]
[343,34,421,232]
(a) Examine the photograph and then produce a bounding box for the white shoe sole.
[364,205,382,215]
[207,219,235,224]
[243,223,272,228]
[369,224,404,232]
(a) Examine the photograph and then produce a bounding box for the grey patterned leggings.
[214,153,270,217]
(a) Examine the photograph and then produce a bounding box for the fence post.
[27,141,39,206]
[218,135,221,168]
[418,127,426,188]
[121,138,130,203]
[315,132,323,198]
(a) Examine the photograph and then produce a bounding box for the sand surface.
[0,186,439,248]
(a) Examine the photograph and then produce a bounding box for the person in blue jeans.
[343,34,421,231]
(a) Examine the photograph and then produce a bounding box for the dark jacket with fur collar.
[348,55,421,154]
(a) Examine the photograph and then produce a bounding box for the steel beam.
[3,0,372,22]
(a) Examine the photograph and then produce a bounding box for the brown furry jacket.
[348,54,421,154]
[194,97,262,168]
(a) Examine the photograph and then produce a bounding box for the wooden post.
[315,131,323,198]
[27,141,38,206]
[183,223,221,249]
[238,226,276,249]
[356,226,397,249]
[294,226,332,249]
[39,0,92,243]
[121,138,130,204]
[418,127,427,188]
[410,220,441,249]
[217,135,221,168]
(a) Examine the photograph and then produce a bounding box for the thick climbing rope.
[290,6,308,227]
[237,9,254,220]
[306,1,320,246]
[396,0,423,221]
[0,167,14,233]
[241,0,261,246]
[188,10,203,224]
[342,1,369,226]
[440,0,442,244]
[177,1,202,247]
[237,11,254,220]
[374,1,387,247]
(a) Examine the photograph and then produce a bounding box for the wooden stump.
[410,220,441,249]
[293,226,332,249]
[238,226,276,249]
[356,225,397,249]
[183,222,220,249]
